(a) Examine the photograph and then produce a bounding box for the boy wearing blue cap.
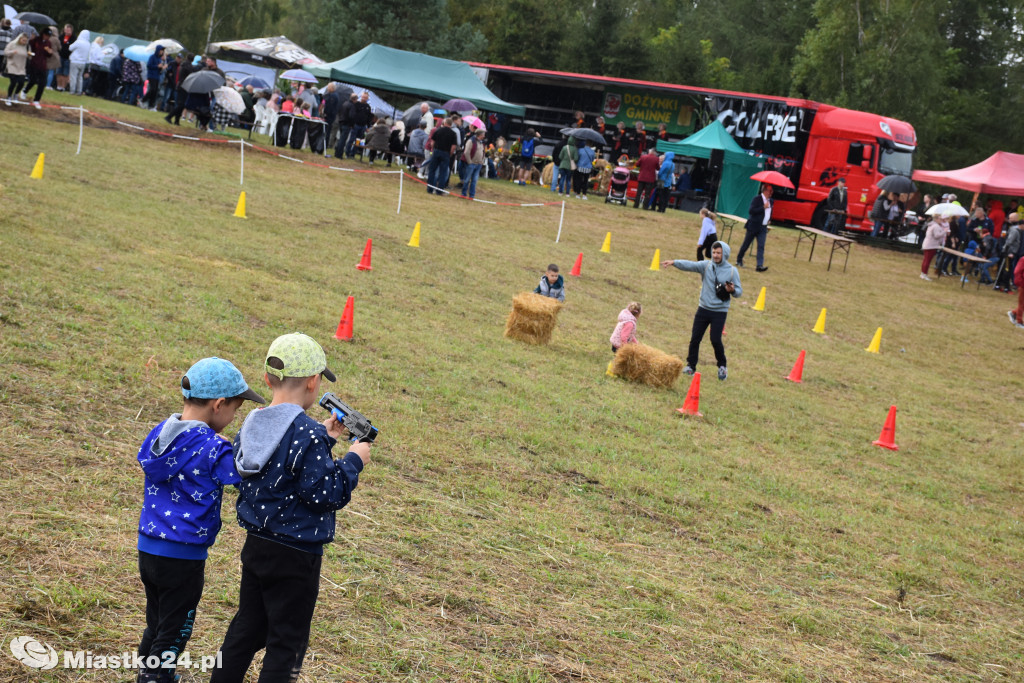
[211,333,371,683]
[135,357,265,682]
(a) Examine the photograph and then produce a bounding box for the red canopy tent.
[912,151,1024,196]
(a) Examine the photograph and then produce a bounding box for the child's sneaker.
[683,365,695,376]
[920,272,931,281]
[718,366,728,381]
[1009,311,1018,326]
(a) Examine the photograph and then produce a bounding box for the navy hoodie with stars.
[232,404,364,556]
[137,416,242,561]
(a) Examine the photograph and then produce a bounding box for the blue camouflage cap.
[181,357,266,403]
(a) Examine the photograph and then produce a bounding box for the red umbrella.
[750,170,795,189]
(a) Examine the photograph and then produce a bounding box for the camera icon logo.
[9,636,58,669]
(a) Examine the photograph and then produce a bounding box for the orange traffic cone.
[356,239,373,271]
[872,405,899,451]
[569,252,583,277]
[676,372,703,417]
[786,350,806,383]
[334,296,355,341]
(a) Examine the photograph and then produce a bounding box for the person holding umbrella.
[144,44,167,110]
[736,183,774,271]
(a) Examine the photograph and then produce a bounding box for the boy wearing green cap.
[211,333,371,683]
[135,357,266,683]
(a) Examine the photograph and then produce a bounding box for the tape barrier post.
[397,170,403,214]
[555,200,565,243]
[77,106,84,155]
[240,140,245,186]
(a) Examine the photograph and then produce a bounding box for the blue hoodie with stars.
[232,404,364,556]
[137,416,242,561]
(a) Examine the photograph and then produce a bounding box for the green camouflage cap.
[265,333,336,382]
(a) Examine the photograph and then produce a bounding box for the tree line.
[36,0,1024,170]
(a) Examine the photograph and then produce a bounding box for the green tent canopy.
[657,120,763,217]
[304,44,525,116]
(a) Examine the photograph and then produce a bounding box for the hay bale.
[505,292,562,345]
[610,343,684,388]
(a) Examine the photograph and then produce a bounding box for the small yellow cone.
[812,308,827,334]
[606,360,617,377]
[233,191,247,219]
[752,286,766,311]
[408,221,421,248]
[649,249,661,271]
[29,153,45,179]
[600,232,611,253]
[865,327,883,353]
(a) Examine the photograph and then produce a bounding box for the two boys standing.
[136,333,370,682]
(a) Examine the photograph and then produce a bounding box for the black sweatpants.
[687,306,727,369]
[697,232,717,261]
[211,534,322,683]
[138,551,206,682]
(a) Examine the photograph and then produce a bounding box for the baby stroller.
[605,164,631,205]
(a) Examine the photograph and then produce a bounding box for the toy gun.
[318,393,379,443]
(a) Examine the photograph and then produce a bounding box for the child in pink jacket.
[609,302,642,353]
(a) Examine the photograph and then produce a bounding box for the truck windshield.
[879,148,914,176]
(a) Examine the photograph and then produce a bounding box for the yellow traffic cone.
[649,249,661,271]
[600,232,611,253]
[233,191,247,219]
[865,327,882,353]
[752,286,766,311]
[29,153,45,179]
[408,221,421,248]
[812,308,827,334]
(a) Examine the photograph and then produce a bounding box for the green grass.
[1,92,1023,681]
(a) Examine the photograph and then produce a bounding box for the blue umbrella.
[124,45,152,62]
[239,76,271,90]
[280,68,317,84]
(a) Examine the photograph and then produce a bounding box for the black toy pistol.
[318,392,379,443]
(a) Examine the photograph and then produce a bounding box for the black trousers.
[687,306,727,368]
[138,551,206,682]
[633,180,656,208]
[211,534,322,683]
[25,65,46,102]
[697,232,717,261]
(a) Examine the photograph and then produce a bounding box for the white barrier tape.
[116,121,145,131]
[278,154,303,163]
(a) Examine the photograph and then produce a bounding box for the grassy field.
[1,93,1023,682]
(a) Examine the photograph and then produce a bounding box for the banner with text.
[602,90,698,136]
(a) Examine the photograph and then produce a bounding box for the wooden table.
[793,224,854,272]
[716,213,747,244]
[937,247,990,290]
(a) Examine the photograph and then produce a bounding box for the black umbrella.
[402,101,441,129]
[15,11,57,25]
[182,70,226,94]
[562,127,607,145]
[876,174,916,194]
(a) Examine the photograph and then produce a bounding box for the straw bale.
[610,343,684,388]
[505,292,563,345]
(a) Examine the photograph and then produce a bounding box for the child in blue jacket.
[136,357,265,682]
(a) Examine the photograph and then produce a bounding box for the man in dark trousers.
[736,183,774,272]
[427,118,457,194]
[347,91,372,159]
[825,177,847,234]
[164,54,195,125]
[335,92,357,158]
[322,83,341,150]
[633,149,660,209]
